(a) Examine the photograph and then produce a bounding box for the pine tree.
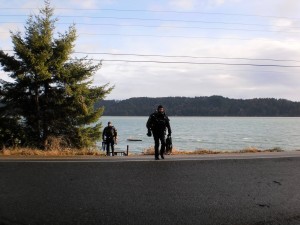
[0,1,113,149]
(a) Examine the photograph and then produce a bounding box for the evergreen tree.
[0,1,112,149]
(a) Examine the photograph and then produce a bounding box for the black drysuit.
[146,112,171,158]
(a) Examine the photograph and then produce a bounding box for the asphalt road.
[1,153,300,225]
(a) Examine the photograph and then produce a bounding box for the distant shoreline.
[97,96,300,117]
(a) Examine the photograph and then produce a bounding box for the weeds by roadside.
[0,148,105,156]
[142,146,284,155]
[0,146,284,157]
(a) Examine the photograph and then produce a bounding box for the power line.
[0,31,257,41]
[73,52,300,63]
[3,49,300,64]
[71,23,300,33]
[99,62,298,75]
[1,21,299,34]
[96,59,300,68]
[77,33,258,41]
[0,15,291,29]
[0,31,258,41]
[2,7,300,21]
[1,26,299,42]
[99,63,291,76]
[72,32,297,42]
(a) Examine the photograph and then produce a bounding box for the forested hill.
[95,96,300,116]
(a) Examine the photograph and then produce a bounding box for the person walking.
[146,105,171,160]
[102,121,118,156]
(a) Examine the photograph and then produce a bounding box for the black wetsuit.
[102,125,117,156]
[146,112,171,159]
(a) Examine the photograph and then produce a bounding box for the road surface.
[1,152,300,225]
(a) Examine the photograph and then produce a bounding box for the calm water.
[98,116,300,153]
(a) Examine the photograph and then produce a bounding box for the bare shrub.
[44,136,69,151]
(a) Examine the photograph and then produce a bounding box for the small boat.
[127,138,142,141]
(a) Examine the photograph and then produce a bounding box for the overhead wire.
[1,7,299,42]
[2,7,300,21]
[3,49,300,64]
[1,21,300,33]
[92,59,300,68]
[1,6,300,32]
[73,52,300,63]
[77,33,257,41]
[1,7,300,70]
[0,14,294,28]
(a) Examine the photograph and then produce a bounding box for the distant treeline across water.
[96,96,300,116]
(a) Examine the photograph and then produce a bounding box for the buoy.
[127,139,142,141]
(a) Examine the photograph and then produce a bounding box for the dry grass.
[0,147,105,156]
[0,145,284,157]
[0,136,106,156]
[142,146,284,155]
[239,146,283,153]
[142,146,224,155]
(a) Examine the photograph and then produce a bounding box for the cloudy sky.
[1,0,300,101]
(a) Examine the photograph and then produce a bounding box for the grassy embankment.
[0,148,105,156]
[0,146,284,156]
[143,146,284,155]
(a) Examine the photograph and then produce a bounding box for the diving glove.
[147,130,152,137]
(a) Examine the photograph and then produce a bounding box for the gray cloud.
[1,0,300,101]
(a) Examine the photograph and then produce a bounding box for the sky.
[1,0,300,101]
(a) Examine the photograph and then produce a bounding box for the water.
[98,116,300,153]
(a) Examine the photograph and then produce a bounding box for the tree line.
[96,96,300,116]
